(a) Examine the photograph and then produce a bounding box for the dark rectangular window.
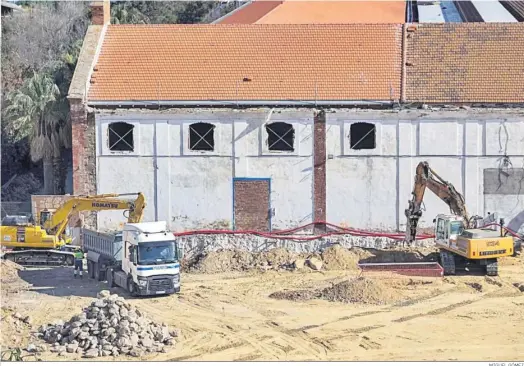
[266,122,295,152]
[108,122,134,151]
[189,122,215,151]
[350,122,376,150]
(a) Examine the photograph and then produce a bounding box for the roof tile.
[405,23,524,104]
[88,24,403,102]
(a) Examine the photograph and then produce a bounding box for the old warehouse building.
[69,2,524,233]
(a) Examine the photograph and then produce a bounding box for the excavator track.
[439,250,456,275]
[3,249,75,266]
[485,259,498,277]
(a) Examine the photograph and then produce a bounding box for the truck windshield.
[137,241,177,265]
[450,221,464,235]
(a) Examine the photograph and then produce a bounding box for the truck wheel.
[94,262,100,281]
[127,278,138,297]
[87,260,93,279]
[106,269,115,288]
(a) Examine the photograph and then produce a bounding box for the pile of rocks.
[37,290,179,358]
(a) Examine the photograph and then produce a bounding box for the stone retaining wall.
[176,234,435,259]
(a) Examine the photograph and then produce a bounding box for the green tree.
[5,73,71,195]
[111,2,150,24]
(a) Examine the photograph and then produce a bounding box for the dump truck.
[83,221,182,296]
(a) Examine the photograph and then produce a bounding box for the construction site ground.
[1,247,524,361]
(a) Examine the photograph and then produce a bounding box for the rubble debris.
[513,282,524,292]
[293,259,305,270]
[36,291,179,358]
[306,257,323,271]
[465,282,483,292]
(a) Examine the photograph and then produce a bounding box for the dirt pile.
[1,259,28,294]
[1,259,24,281]
[187,245,438,274]
[269,277,401,305]
[320,277,401,305]
[320,244,360,270]
[36,290,179,358]
[269,289,319,302]
[187,248,304,274]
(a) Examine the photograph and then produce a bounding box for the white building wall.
[94,108,524,233]
[326,111,524,231]
[95,109,313,231]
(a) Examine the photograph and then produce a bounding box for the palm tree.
[5,72,71,194]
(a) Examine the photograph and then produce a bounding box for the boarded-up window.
[266,122,295,152]
[350,122,376,150]
[189,122,215,151]
[109,122,134,152]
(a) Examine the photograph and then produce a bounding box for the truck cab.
[119,221,181,296]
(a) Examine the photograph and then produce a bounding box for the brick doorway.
[233,178,271,232]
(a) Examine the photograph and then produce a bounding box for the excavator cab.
[433,214,464,248]
[39,209,53,227]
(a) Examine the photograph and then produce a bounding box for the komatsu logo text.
[92,202,119,209]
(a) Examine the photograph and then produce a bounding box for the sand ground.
[1,254,523,361]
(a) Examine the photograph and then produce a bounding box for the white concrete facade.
[94,108,524,234]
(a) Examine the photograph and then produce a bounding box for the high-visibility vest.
[74,251,83,260]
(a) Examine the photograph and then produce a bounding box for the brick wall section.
[90,4,104,26]
[234,180,270,231]
[313,109,326,232]
[70,99,97,229]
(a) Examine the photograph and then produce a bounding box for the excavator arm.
[42,192,146,239]
[405,162,469,242]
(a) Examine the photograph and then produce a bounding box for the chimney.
[90,0,110,26]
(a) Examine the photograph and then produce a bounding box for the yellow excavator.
[405,162,514,276]
[1,193,146,266]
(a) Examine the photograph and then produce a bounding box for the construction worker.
[73,248,84,279]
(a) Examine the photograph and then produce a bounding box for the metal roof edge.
[87,100,395,108]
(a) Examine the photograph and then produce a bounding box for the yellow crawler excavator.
[405,162,514,276]
[0,193,146,266]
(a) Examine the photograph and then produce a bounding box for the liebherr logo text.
[92,202,119,209]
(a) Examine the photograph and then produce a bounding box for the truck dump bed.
[82,228,123,262]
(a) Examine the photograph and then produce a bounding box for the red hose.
[172,221,521,243]
[173,220,435,242]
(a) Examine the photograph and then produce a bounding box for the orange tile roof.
[216,1,283,24]
[405,23,524,104]
[256,1,407,24]
[88,24,403,103]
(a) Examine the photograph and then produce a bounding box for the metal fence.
[0,201,32,219]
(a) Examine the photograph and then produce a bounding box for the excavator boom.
[43,192,146,239]
[405,162,468,242]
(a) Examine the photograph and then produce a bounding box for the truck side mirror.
[433,218,436,223]
[178,246,184,260]
[132,248,138,265]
